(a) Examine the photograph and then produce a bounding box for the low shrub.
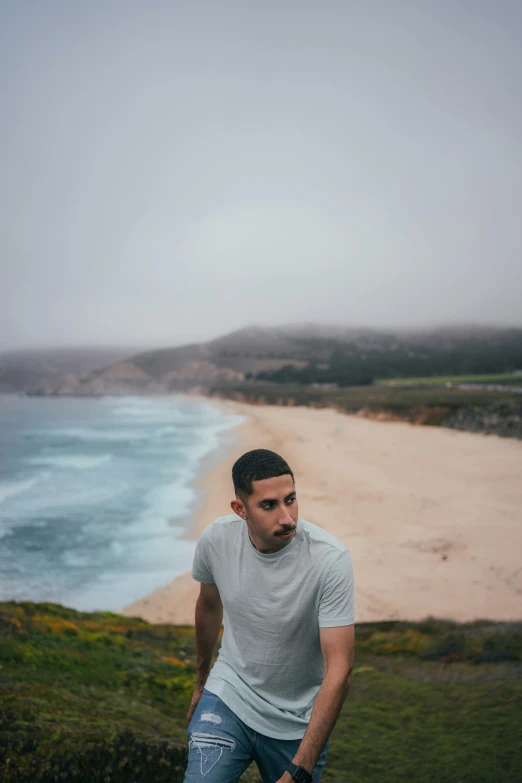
[0,728,187,783]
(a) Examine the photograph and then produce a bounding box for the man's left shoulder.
[299,517,348,556]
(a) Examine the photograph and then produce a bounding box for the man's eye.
[263,503,275,510]
[286,497,296,505]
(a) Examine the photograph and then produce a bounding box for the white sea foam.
[61,550,91,568]
[154,425,180,438]
[113,405,186,424]
[172,415,244,483]
[110,540,123,557]
[5,478,130,516]
[131,482,195,534]
[31,428,143,442]
[129,413,244,533]
[0,475,42,505]
[109,397,191,423]
[26,454,112,471]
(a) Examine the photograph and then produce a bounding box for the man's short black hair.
[232,449,294,500]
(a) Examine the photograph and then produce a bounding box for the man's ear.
[231,498,246,519]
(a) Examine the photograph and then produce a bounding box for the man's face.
[231,474,298,554]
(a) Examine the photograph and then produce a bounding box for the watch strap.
[286,761,313,782]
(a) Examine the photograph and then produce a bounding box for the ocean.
[0,395,242,612]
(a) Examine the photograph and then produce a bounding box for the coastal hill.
[14,323,522,397]
[0,347,140,393]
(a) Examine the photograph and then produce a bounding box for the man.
[184,449,355,783]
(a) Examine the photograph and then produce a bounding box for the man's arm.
[187,582,223,721]
[280,624,355,780]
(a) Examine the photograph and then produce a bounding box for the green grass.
[1,604,521,782]
[212,381,522,412]
[211,381,522,438]
[324,668,520,782]
[213,380,522,409]
[376,373,522,386]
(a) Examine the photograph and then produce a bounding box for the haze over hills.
[0,347,140,393]
[2,323,519,397]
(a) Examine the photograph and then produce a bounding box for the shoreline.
[122,401,522,626]
[165,396,245,540]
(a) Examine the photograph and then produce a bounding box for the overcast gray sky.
[2,0,521,350]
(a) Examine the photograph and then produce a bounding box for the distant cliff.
[0,347,138,393]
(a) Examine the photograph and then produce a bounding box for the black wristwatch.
[286,761,313,782]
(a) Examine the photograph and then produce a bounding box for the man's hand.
[274,773,294,783]
[186,683,204,723]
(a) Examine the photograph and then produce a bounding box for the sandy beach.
[123,401,522,626]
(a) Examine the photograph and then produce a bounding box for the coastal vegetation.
[210,381,522,438]
[375,372,522,386]
[1,602,521,782]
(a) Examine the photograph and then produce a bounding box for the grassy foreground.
[1,603,521,782]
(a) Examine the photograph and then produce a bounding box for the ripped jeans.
[183,689,329,783]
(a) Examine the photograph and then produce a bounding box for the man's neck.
[247,530,292,555]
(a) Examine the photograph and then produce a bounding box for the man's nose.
[278,508,294,526]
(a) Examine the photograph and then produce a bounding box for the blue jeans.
[184,689,329,782]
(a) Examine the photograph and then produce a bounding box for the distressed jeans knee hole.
[189,731,236,777]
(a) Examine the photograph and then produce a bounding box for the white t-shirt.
[191,513,355,739]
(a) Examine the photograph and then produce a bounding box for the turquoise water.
[0,395,242,611]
